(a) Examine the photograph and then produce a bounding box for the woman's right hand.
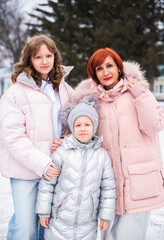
[44,163,60,180]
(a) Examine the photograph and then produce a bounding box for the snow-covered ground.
[1,104,164,240]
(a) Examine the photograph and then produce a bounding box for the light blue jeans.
[7,178,44,240]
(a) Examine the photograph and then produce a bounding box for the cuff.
[130,86,145,98]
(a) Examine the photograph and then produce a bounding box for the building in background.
[153,65,164,101]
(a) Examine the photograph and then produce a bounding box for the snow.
[0,104,164,239]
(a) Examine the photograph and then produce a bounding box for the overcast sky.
[22,0,47,11]
[18,0,49,25]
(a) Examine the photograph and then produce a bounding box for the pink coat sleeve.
[0,97,52,177]
[133,89,164,136]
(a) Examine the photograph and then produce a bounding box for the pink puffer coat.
[74,61,164,215]
[0,72,74,180]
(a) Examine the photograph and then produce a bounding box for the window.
[155,84,163,94]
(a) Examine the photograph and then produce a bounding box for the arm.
[134,89,164,135]
[0,97,52,177]
[36,149,63,219]
[127,77,164,136]
[98,150,116,221]
[36,176,57,219]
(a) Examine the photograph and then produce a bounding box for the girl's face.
[74,116,93,142]
[31,44,54,80]
[95,55,120,90]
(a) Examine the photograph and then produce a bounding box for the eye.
[47,54,53,58]
[96,66,103,72]
[35,56,41,59]
[106,64,112,68]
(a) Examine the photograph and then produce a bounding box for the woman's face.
[95,55,120,90]
[31,44,54,80]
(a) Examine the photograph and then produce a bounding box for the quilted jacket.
[0,71,74,179]
[74,61,164,215]
[36,134,116,240]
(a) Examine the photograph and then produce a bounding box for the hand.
[127,77,145,91]
[51,139,62,153]
[44,163,60,180]
[40,217,49,228]
[99,220,109,232]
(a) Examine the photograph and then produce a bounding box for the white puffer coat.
[0,71,74,179]
[36,134,116,240]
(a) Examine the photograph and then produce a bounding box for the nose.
[42,57,48,64]
[80,126,85,132]
[104,67,109,76]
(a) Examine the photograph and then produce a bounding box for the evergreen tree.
[28,0,164,89]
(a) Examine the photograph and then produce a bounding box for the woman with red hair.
[74,47,164,240]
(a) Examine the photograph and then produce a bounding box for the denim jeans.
[7,178,44,240]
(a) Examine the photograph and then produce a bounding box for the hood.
[74,61,147,103]
[17,72,40,90]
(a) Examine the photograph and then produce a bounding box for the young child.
[36,95,116,240]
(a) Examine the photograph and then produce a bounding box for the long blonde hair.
[12,35,63,91]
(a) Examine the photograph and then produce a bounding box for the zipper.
[73,147,87,240]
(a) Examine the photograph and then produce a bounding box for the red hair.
[87,48,123,84]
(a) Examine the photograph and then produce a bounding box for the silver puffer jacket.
[36,134,116,240]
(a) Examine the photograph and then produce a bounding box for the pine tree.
[28,0,164,89]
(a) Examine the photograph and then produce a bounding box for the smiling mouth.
[104,77,112,81]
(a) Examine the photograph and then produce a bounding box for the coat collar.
[62,134,103,151]
[74,61,146,103]
[17,72,40,90]
[97,79,128,102]
[16,65,74,91]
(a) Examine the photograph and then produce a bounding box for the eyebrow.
[96,61,112,68]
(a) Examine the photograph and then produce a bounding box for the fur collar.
[74,61,147,103]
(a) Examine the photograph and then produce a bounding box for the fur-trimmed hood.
[74,61,147,103]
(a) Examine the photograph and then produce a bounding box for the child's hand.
[51,139,62,153]
[45,163,60,180]
[40,217,49,228]
[99,220,109,232]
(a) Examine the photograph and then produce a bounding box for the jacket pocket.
[52,194,69,219]
[128,161,160,200]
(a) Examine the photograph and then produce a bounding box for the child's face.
[74,116,94,142]
[31,44,54,80]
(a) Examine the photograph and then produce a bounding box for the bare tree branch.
[0,0,28,65]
